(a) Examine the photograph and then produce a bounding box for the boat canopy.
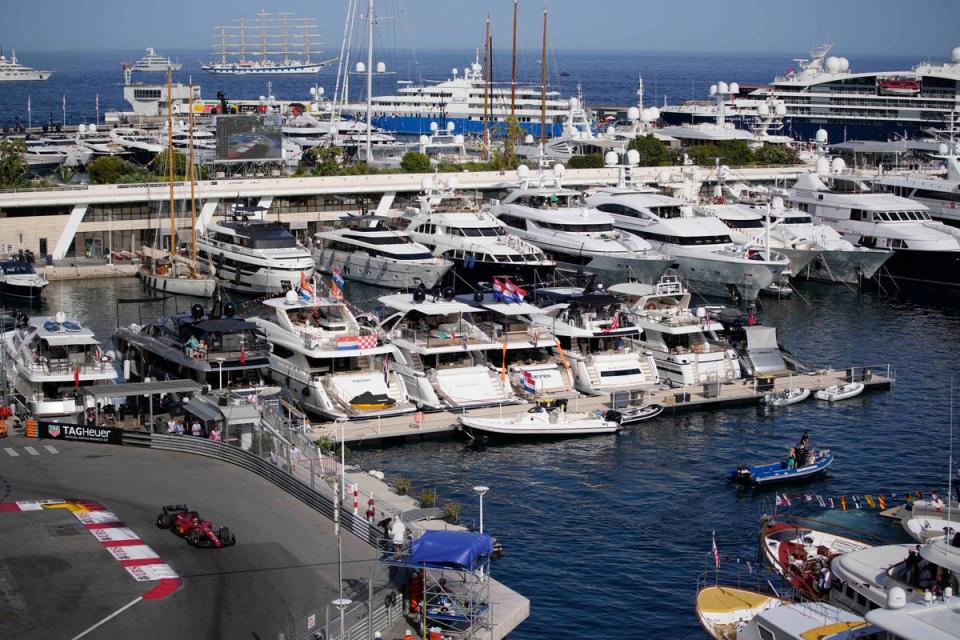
[410,530,494,571]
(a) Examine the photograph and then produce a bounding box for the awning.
[43,335,101,346]
[183,397,223,423]
[82,379,203,399]
[410,531,494,571]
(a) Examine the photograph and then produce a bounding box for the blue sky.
[2,0,958,56]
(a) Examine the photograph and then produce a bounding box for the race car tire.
[157,513,172,529]
[219,527,235,546]
[188,530,201,546]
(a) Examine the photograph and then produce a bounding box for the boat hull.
[618,404,664,425]
[872,248,960,287]
[554,254,675,287]
[814,382,864,402]
[801,248,892,284]
[314,248,452,290]
[0,280,46,300]
[653,251,784,302]
[459,415,620,437]
[140,271,217,298]
[731,452,833,486]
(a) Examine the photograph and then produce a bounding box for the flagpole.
[62,95,66,127]
[27,95,31,130]
[95,93,100,126]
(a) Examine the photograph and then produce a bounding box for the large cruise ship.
[0,49,52,81]
[662,44,960,142]
[341,57,573,138]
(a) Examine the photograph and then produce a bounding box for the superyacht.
[129,48,182,72]
[874,143,960,226]
[0,49,52,81]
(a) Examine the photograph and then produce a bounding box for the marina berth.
[608,277,743,387]
[251,289,412,420]
[491,161,674,286]
[312,215,453,290]
[1,312,116,419]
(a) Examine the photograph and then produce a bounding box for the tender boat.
[458,401,621,437]
[901,513,958,543]
[730,450,833,486]
[0,259,48,300]
[695,585,784,640]
[761,519,872,601]
[814,381,864,402]
[618,404,664,425]
[763,387,810,407]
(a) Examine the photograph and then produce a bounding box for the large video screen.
[215,115,283,163]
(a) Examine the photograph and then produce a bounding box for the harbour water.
[5,275,959,638]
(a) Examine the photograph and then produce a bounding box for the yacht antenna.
[482,14,491,161]
[539,3,548,148]
[365,0,374,163]
[510,0,518,117]
[166,68,176,261]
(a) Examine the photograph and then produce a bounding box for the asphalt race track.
[0,436,377,639]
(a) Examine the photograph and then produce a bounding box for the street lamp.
[332,597,352,640]
[473,486,490,534]
[214,357,225,389]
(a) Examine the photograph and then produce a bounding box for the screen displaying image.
[215,115,282,162]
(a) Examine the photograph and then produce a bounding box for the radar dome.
[953,47,960,64]
[284,290,298,305]
[816,157,830,174]
[446,121,455,132]
[729,82,739,94]
[259,96,266,102]
[471,62,482,73]
[657,170,671,183]
[825,57,841,73]
[887,587,906,610]
[627,106,640,121]
[604,151,619,167]
[317,87,325,96]
[430,121,439,132]
[78,124,87,133]
[775,103,787,116]
[453,134,464,144]
[647,107,660,121]
[452,67,458,76]
[626,149,640,166]
[376,61,386,73]
[939,143,949,155]
[709,84,718,96]
[516,164,530,179]
[355,62,365,73]
[717,81,729,94]
[447,176,459,190]
[606,126,616,135]
[569,96,580,110]
[695,307,706,318]
[524,134,534,144]
[89,124,97,132]
[552,163,566,178]
[831,157,847,174]
[838,57,850,72]
[815,128,829,143]
[757,103,770,117]
[309,87,317,96]
[772,196,785,210]
[420,175,434,191]
[419,135,430,146]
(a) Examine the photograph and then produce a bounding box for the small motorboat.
[349,391,397,411]
[763,387,810,407]
[695,585,784,640]
[730,450,833,486]
[760,519,871,601]
[618,403,664,425]
[815,381,864,402]
[902,513,959,543]
[458,402,621,437]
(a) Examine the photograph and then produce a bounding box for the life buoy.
[644,302,657,310]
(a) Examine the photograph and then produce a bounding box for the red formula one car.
[156,504,236,548]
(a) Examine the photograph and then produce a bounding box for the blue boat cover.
[410,531,494,570]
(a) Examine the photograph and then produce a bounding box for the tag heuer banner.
[39,422,123,445]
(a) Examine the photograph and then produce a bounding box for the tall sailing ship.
[202,11,335,75]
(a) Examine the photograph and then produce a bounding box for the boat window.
[498,214,526,229]
[536,221,616,233]
[341,233,413,245]
[757,625,775,640]
[650,205,683,219]
[850,209,865,221]
[889,239,909,249]
[780,216,809,224]
[273,344,295,359]
[457,226,504,238]
[725,219,764,229]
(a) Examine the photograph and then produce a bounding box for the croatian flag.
[505,278,526,302]
[520,369,537,393]
[299,271,314,301]
[492,278,506,301]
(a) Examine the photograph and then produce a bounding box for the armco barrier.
[123,431,381,547]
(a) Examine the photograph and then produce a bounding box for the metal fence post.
[310,454,315,490]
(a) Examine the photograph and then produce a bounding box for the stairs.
[485,369,513,401]
[386,376,406,403]
[406,352,425,373]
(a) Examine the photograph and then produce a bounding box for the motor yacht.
[110,127,164,164]
[585,164,790,302]
[0,259,48,300]
[0,49,52,81]
[2,312,116,419]
[113,300,270,390]
[252,290,412,419]
[313,215,452,290]
[874,144,960,226]
[734,601,871,640]
[197,204,315,294]
[378,290,518,409]
[403,177,556,289]
[524,281,660,396]
[491,162,674,286]
[129,48,182,72]
[789,160,960,286]
[609,277,742,386]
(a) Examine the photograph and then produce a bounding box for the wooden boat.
[695,585,784,640]
[458,404,621,437]
[815,381,864,402]
[618,403,663,425]
[763,387,810,407]
[730,450,833,486]
[760,520,871,601]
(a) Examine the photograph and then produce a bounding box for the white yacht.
[252,291,412,419]
[197,205,316,294]
[585,164,790,302]
[491,162,674,286]
[110,127,164,164]
[378,291,518,409]
[0,50,52,81]
[129,48,182,72]
[313,215,452,290]
[75,124,128,157]
[609,277,742,386]
[735,601,872,640]
[2,312,116,418]
[34,134,93,167]
[525,284,660,396]
[403,177,556,289]
[789,161,960,286]
[21,139,67,174]
[875,145,960,226]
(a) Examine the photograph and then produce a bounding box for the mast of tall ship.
[365,0,374,162]
[482,15,490,161]
[166,68,176,261]
[188,82,197,273]
[511,0,518,117]
[539,4,548,149]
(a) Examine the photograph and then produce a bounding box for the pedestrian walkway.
[3,444,59,457]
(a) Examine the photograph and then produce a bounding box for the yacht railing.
[185,340,271,362]
[396,325,495,349]
[18,354,113,376]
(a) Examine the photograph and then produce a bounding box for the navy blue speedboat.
[730,450,833,486]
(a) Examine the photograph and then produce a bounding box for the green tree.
[150,149,188,178]
[568,154,604,169]
[490,116,522,172]
[86,155,128,184]
[754,144,801,166]
[0,138,27,188]
[627,135,670,166]
[400,151,431,173]
[308,146,346,177]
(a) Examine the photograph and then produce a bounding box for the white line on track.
[69,596,142,640]
[44,445,59,454]
[23,446,39,456]
[4,448,18,457]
